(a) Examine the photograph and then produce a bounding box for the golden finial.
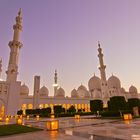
[98,41,100,48]
[18,8,22,17]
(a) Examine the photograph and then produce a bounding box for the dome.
[55,87,65,97]
[108,75,121,89]
[71,89,78,98]
[20,84,29,95]
[120,87,125,93]
[77,84,89,98]
[88,75,101,91]
[92,89,102,99]
[77,84,87,91]
[84,91,90,98]
[39,86,49,96]
[129,85,137,94]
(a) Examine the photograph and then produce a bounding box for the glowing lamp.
[5,117,9,124]
[53,84,58,87]
[123,114,132,120]
[0,117,3,121]
[75,115,80,119]
[27,115,30,120]
[51,114,55,118]
[46,119,59,131]
[36,115,40,120]
[17,118,22,125]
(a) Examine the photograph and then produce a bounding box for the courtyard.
[0,116,140,140]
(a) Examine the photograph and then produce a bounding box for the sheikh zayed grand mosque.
[0,10,139,116]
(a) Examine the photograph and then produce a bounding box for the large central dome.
[108,75,121,89]
[88,75,101,91]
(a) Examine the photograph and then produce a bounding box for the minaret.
[97,42,109,100]
[98,42,106,81]
[53,70,58,96]
[33,76,40,109]
[6,9,23,82]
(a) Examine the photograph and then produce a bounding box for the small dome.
[108,75,121,89]
[88,75,101,91]
[120,87,125,93]
[39,86,49,96]
[77,84,89,98]
[71,89,78,98]
[129,85,137,94]
[20,84,29,95]
[77,84,87,91]
[56,87,65,97]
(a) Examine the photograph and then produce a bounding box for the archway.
[0,99,5,117]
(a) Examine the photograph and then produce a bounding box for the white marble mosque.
[0,9,139,116]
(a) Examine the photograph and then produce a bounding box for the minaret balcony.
[8,41,23,49]
[13,24,22,30]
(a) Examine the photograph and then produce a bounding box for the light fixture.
[17,118,22,125]
[75,114,80,119]
[46,119,59,131]
[123,114,132,120]
[5,117,9,124]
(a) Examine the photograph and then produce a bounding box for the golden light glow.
[46,120,59,131]
[0,116,3,121]
[49,130,58,139]
[5,117,9,124]
[36,115,40,120]
[53,84,58,87]
[75,115,80,119]
[17,118,22,125]
[123,114,132,120]
[124,120,130,124]
[28,104,33,109]
[39,104,44,109]
[51,114,55,118]
[22,104,27,115]
[103,104,108,108]
[26,115,29,120]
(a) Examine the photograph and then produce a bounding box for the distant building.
[0,10,139,116]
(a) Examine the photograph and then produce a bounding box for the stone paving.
[1,116,140,139]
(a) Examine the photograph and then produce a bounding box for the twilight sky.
[0,0,140,96]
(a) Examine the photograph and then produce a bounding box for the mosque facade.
[0,10,139,116]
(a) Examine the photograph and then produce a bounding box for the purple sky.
[0,0,140,95]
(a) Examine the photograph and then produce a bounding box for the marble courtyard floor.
[1,116,140,140]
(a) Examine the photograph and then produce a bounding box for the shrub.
[53,105,62,116]
[90,100,103,113]
[127,98,140,110]
[67,105,76,113]
[108,96,127,111]
[17,110,23,115]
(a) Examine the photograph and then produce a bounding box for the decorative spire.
[18,8,22,17]
[54,69,57,84]
[54,69,58,96]
[98,41,100,48]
